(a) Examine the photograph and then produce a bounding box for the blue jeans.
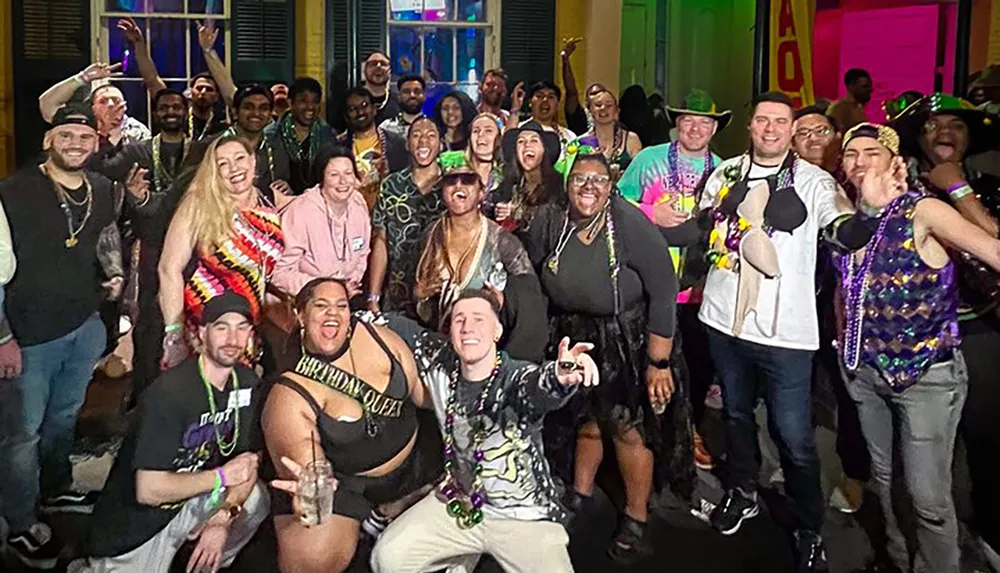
[0,313,106,532]
[706,327,824,532]
[844,353,968,573]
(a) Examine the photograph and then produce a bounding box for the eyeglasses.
[568,173,611,188]
[444,173,480,186]
[794,126,834,139]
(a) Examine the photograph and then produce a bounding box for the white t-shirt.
[697,155,846,351]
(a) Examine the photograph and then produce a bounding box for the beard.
[49,149,89,172]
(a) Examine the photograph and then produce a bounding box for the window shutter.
[12,0,91,166]
[500,0,556,87]
[356,0,386,63]
[232,0,295,83]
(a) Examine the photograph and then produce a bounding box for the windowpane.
[148,18,188,77]
[423,27,454,83]
[189,0,226,15]
[457,0,487,22]
[105,0,187,12]
[456,27,484,84]
[388,26,421,77]
[107,17,147,78]
[390,0,453,22]
[189,21,227,77]
[118,80,150,125]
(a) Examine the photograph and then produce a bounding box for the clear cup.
[298,460,337,526]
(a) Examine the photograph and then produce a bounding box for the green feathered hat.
[438,150,475,175]
[554,140,599,180]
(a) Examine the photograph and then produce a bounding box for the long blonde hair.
[176,135,255,252]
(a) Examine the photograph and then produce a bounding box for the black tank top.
[274,320,418,475]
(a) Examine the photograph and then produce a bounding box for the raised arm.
[118,17,167,97]
[561,38,582,119]
[39,63,122,123]
[198,21,237,107]
[918,197,1000,271]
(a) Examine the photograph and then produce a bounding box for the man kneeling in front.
[77,292,268,573]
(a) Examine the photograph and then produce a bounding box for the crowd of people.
[0,20,999,573]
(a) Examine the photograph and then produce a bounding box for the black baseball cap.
[51,103,96,130]
[200,291,254,325]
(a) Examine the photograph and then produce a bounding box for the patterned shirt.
[372,168,445,316]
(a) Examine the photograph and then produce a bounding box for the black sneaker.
[6,522,61,570]
[795,530,829,573]
[710,487,760,535]
[39,490,100,514]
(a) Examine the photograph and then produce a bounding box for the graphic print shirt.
[88,358,261,558]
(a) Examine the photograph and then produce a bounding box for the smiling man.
[380,74,427,141]
[370,290,597,573]
[836,122,1000,573]
[363,51,401,126]
[792,107,841,174]
[80,291,269,573]
[265,76,335,195]
[338,87,409,211]
[366,116,445,318]
[0,104,122,569]
[697,91,854,573]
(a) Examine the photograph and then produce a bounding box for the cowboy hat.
[501,121,561,167]
[666,89,732,131]
[890,92,1000,158]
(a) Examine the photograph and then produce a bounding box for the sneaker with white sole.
[39,490,100,515]
[6,522,61,570]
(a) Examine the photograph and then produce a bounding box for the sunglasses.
[444,173,479,186]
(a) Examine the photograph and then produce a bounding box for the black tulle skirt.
[542,302,696,501]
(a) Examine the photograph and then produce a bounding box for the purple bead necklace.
[440,354,502,528]
[842,200,897,370]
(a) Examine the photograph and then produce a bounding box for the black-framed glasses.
[568,173,612,188]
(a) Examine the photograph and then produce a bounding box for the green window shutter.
[232,0,295,83]
[500,0,555,87]
[12,0,91,166]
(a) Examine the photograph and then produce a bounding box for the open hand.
[510,82,526,113]
[125,165,150,202]
[117,17,144,44]
[197,20,219,52]
[860,158,905,209]
[554,337,599,387]
[185,522,229,573]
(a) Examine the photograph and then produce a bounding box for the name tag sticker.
[226,389,253,410]
[351,236,365,251]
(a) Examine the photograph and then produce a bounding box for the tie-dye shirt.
[618,142,719,302]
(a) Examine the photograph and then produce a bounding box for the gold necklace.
[41,165,94,248]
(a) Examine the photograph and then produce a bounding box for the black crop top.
[275,320,418,475]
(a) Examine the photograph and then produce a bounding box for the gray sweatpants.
[843,353,968,573]
[82,480,269,573]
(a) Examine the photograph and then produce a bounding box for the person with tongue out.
[892,93,1000,570]
[413,151,547,362]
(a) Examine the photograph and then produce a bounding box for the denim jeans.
[706,327,825,532]
[843,352,968,573]
[0,313,106,532]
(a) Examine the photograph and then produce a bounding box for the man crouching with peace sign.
[274,289,595,573]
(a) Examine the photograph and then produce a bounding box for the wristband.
[366,293,381,304]
[947,182,973,201]
[217,467,227,487]
[72,73,87,86]
[164,323,183,333]
[206,468,225,511]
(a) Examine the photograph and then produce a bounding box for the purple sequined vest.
[838,190,961,392]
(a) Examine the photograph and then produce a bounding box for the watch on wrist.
[648,357,672,370]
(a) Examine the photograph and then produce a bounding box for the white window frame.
[385,0,501,89]
[91,0,232,128]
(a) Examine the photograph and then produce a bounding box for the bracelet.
[947,183,973,201]
[366,293,381,304]
[164,323,183,333]
[72,73,87,86]
[217,467,227,487]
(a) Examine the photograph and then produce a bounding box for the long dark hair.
[294,277,351,313]
[499,143,563,208]
[433,90,477,147]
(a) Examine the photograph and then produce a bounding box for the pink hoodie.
[272,186,371,298]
